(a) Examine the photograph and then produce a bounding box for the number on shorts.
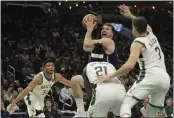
[95,66,108,76]
[155,46,161,60]
[41,90,49,95]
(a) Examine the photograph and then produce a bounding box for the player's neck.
[137,31,149,37]
[44,71,52,81]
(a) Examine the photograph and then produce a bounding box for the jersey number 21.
[95,66,108,76]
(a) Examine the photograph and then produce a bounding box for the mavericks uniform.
[104,48,119,69]
[24,72,56,117]
[85,62,125,117]
[127,32,170,116]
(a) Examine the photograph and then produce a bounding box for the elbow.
[83,45,91,52]
[83,45,87,51]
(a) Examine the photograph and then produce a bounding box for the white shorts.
[87,83,126,117]
[24,93,45,117]
[126,68,170,107]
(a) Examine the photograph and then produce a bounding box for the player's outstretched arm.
[8,74,42,113]
[97,42,143,83]
[109,42,143,78]
[119,4,152,32]
[55,73,71,87]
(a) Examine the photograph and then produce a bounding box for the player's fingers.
[96,77,102,83]
[119,5,125,10]
[89,15,92,22]
[86,16,90,22]
[91,16,94,23]
[123,4,127,9]
[120,11,125,16]
[84,20,88,25]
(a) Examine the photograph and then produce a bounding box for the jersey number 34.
[95,66,108,76]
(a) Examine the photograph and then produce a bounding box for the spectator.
[9,84,18,97]
[33,54,42,73]
[21,51,29,63]
[14,80,21,91]
[22,63,34,78]
[44,99,60,118]
[4,87,15,103]
[165,97,173,118]
[1,100,10,118]
[45,47,56,59]
[52,28,60,38]
[17,39,27,50]
[60,85,73,110]
[2,79,9,91]
[61,86,72,99]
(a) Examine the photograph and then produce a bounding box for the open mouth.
[49,70,53,72]
[101,32,107,36]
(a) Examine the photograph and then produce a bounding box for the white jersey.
[86,62,121,85]
[30,72,56,98]
[133,32,166,71]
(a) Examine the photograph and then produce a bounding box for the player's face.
[44,62,55,74]
[101,25,114,39]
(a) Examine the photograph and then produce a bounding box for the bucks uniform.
[24,72,56,117]
[85,62,125,117]
[127,32,170,116]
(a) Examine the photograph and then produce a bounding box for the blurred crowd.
[1,3,173,118]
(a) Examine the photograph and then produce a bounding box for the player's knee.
[122,96,138,109]
[71,75,84,86]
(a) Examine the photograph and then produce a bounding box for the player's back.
[86,62,121,85]
[134,32,166,73]
[30,72,56,98]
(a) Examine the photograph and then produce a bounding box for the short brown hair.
[103,23,115,33]
[103,23,116,41]
[132,17,147,34]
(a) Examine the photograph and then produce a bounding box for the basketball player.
[8,59,71,117]
[98,4,170,117]
[71,15,120,116]
[74,43,125,117]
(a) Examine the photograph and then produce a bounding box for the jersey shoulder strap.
[133,37,148,48]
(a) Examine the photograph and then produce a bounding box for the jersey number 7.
[95,66,108,76]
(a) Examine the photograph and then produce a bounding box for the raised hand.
[84,15,97,32]
[119,4,133,19]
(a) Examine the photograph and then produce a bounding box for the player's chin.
[101,35,108,38]
[48,70,54,74]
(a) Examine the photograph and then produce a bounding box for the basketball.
[82,14,98,29]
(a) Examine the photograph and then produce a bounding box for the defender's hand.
[119,4,133,19]
[96,74,111,83]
